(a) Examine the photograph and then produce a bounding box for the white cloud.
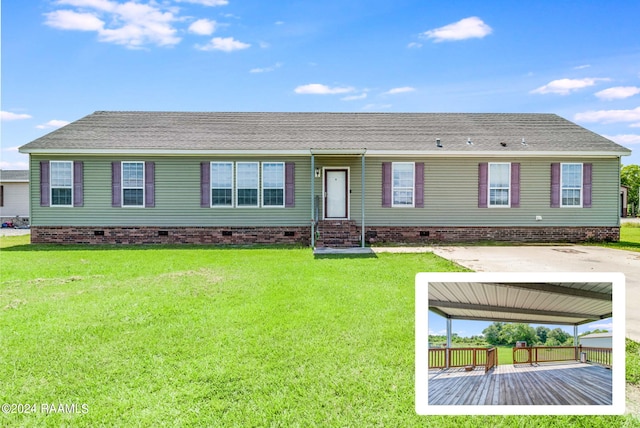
[422,17,492,42]
[44,10,105,31]
[584,322,612,331]
[574,106,640,123]
[36,120,71,129]
[407,42,422,49]
[250,62,282,73]
[1,111,32,121]
[362,103,392,110]
[341,93,367,101]
[57,0,116,11]
[44,1,181,48]
[384,86,416,95]
[574,64,591,70]
[196,37,250,52]
[188,19,216,35]
[0,161,29,169]
[275,21,284,25]
[531,77,610,95]
[603,134,640,146]
[595,86,640,101]
[2,146,21,152]
[175,0,229,6]
[294,84,354,95]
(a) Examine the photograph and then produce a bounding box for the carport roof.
[429,281,612,326]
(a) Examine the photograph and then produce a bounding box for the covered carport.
[429,280,613,353]
[424,278,617,406]
[416,272,624,411]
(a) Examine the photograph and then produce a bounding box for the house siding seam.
[31,226,310,245]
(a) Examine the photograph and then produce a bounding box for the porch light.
[436,138,442,148]
[467,137,473,145]
[315,168,321,178]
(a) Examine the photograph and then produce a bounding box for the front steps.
[315,220,361,248]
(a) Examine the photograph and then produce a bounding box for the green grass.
[0,235,637,426]
[496,346,513,365]
[590,222,640,252]
[629,339,640,385]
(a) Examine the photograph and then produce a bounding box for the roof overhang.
[429,281,612,326]
[18,148,629,157]
[310,148,367,155]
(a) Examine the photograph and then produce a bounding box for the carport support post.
[446,318,452,368]
[574,325,578,346]
[361,153,365,248]
[311,154,315,248]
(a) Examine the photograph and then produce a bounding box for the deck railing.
[429,348,447,369]
[485,348,497,373]
[581,346,612,368]
[428,347,494,370]
[513,345,612,367]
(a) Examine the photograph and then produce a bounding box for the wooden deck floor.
[428,362,612,405]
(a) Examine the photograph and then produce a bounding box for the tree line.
[429,323,609,347]
[622,164,639,216]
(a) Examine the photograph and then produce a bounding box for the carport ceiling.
[429,282,612,326]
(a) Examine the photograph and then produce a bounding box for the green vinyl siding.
[31,155,620,228]
[358,157,620,227]
[30,156,311,227]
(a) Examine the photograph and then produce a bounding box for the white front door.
[325,169,348,218]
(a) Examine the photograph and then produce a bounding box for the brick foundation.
[31,226,310,245]
[364,226,620,245]
[30,225,619,246]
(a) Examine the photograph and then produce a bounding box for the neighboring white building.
[579,332,612,348]
[0,170,29,224]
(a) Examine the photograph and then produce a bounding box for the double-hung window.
[392,162,414,207]
[262,162,284,207]
[488,163,510,207]
[561,163,582,207]
[122,161,144,207]
[211,162,233,207]
[236,162,259,207]
[50,161,73,206]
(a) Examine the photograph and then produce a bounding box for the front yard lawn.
[0,236,635,426]
[592,222,640,253]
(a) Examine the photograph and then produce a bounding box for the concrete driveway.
[431,245,640,342]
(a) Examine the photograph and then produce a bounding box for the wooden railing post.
[446,347,450,369]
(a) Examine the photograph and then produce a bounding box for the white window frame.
[488,162,511,208]
[391,162,415,208]
[50,160,73,207]
[261,162,285,208]
[121,161,145,208]
[210,162,234,208]
[236,162,260,208]
[561,162,583,208]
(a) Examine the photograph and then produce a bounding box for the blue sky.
[428,314,613,339]
[2,0,639,169]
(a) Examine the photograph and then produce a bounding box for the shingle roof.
[0,170,29,182]
[19,111,631,155]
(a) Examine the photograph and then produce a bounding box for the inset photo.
[415,272,625,415]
